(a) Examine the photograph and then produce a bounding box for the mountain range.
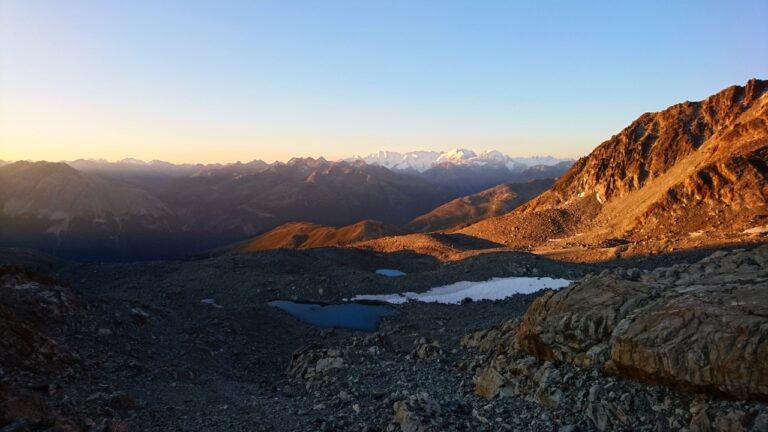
[2,80,765,262]
[0,151,567,260]
[351,149,571,173]
[228,79,768,260]
[350,149,572,195]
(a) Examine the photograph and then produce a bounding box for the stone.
[392,393,441,432]
[411,341,442,360]
[607,247,768,399]
[474,367,505,400]
[513,247,768,400]
[516,275,655,367]
[287,346,345,389]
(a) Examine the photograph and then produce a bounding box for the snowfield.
[352,276,572,304]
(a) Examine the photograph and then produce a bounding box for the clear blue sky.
[1,1,766,163]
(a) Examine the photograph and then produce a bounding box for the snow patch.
[46,212,71,242]
[352,276,571,305]
[14,282,41,290]
[743,225,768,235]
[595,192,604,204]
[201,298,223,308]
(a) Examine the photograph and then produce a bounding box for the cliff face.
[549,79,767,203]
[461,79,768,257]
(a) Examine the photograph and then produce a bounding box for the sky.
[1,1,766,164]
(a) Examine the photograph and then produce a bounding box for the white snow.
[201,298,223,308]
[46,212,71,241]
[743,225,768,235]
[352,276,571,305]
[435,148,477,164]
[350,149,573,173]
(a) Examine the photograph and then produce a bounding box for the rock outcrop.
[605,247,768,400]
[475,246,768,402]
[287,346,346,390]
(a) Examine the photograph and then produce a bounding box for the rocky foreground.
[0,245,766,431]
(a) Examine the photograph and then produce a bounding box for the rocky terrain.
[1,243,766,431]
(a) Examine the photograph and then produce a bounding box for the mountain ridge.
[459,78,768,259]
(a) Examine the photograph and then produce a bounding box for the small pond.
[269,300,397,332]
[375,269,406,277]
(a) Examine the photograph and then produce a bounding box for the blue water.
[375,269,406,277]
[269,300,398,332]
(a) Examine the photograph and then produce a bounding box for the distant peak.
[118,158,148,165]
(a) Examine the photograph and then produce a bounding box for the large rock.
[514,246,768,400]
[606,247,768,400]
[516,273,655,367]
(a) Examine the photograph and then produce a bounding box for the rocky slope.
[0,161,184,260]
[352,233,504,262]
[219,220,408,253]
[160,158,453,235]
[0,267,135,430]
[408,180,553,232]
[460,79,768,259]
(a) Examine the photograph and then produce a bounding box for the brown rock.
[474,367,505,400]
[513,246,768,400]
[606,247,768,400]
[516,276,655,367]
[287,346,345,389]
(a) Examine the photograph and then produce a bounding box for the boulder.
[516,276,656,367]
[512,246,768,400]
[606,247,768,400]
[410,339,442,360]
[391,393,442,432]
[287,346,345,389]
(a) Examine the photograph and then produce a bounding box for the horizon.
[2,1,767,164]
[0,147,575,166]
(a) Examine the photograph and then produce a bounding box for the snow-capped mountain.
[350,150,441,173]
[350,148,571,173]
